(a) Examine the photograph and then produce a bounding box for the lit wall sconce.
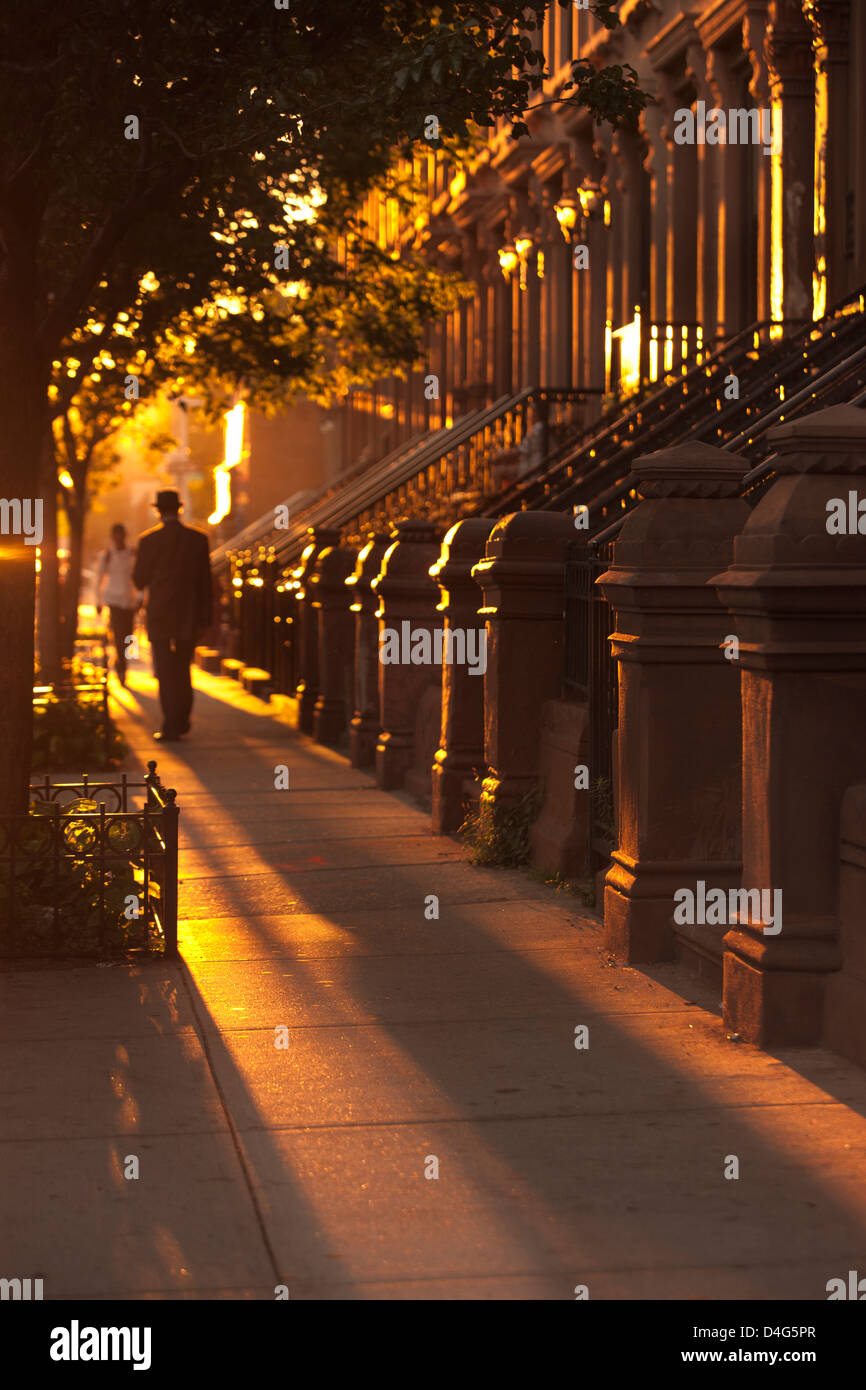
[577,184,602,220]
[498,243,519,280]
[555,196,579,241]
[514,234,534,290]
[209,401,246,526]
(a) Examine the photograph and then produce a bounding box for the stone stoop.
[241,667,273,698]
[195,647,222,673]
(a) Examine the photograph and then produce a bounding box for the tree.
[0,0,639,811]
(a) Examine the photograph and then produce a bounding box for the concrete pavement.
[4,658,866,1299]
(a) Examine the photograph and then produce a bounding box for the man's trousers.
[108,606,136,683]
[150,637,196,736]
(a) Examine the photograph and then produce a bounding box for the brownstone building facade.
[328,0,864,472]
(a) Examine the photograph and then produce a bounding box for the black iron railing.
[211,386,600,584]
[0,762,178,958]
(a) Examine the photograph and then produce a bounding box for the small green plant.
[31,693,127,771]
[0,801,160,958]
[459,783,542,868]
[590,774,616,844]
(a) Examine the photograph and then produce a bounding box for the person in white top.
[96,524,142,686]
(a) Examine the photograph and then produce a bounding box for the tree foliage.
[0,0,640,811]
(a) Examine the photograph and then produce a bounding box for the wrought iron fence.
[0,762,178,958]
[33,636,113,754]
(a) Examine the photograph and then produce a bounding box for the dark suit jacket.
[132,518,213,642]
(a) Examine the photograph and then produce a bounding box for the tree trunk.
[0,348,45,815]
[37,430,61,684]
[61,487,86,661]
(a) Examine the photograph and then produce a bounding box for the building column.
[766,0,816,322]
[430,518,495,833]
[373,520,443,791]
[472,511,574,829]
[293,526,341,734]
[599,444,749,964]
[347,532,390,768]
[311,543,356,746]
[806,0,852,308]
[686,39,720,343]
[640,97,670,326]
[706,42,753,338]
[743,5,774,323]
[714,404,866,1045]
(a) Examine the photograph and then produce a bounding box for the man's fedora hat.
[153,489,182,512]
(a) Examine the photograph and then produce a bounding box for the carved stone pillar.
[430,518,494,834]
[640,97,670,325]
[806,0,852,308]
[347,532,389,768]
[686,38,720,342]
[714,404,866,1045]
[373,520,443,791]
[705,41,753,337]
[664,80,699,326]
[766,0,816,322]
[744,3,773,322]
[293,526,340,734]
[599,444,749,965]
[472,512,574,830]
[310,543,356,747]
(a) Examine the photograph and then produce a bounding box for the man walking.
[133,490,213,743]
[96,523,141,687]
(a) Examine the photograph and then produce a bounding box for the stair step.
[195,647,222,673]
[242,668,272,694]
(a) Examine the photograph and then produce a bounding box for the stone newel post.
[714,404,866,1046]
[430,518,494,833]
[598,444,749,964]
[310,543,356,746]
[472,512,574,827]
[346,533,389,768]
[373,520,443,791]
[293,526,340,734]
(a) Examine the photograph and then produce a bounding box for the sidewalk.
[5,658,866,1300]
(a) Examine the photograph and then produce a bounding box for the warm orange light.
[209,402,246,524]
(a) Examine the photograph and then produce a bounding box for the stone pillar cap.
[481,510,575,561]
[767,404,866,472]
[430,518,495,583]
[310,544,354,589]
[372,519,442,595]
[388,518,440,543]
[630,442,748,498]
[346,533,389,590]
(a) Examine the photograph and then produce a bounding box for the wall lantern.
[555,196,579,241]
[498,243,519,280]
[514,234,534,290]
[499,233,539,290]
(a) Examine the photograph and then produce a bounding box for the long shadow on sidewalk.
[112,667,866,1298]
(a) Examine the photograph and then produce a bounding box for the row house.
[208,2,866,1071]
[335,0,864,473]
